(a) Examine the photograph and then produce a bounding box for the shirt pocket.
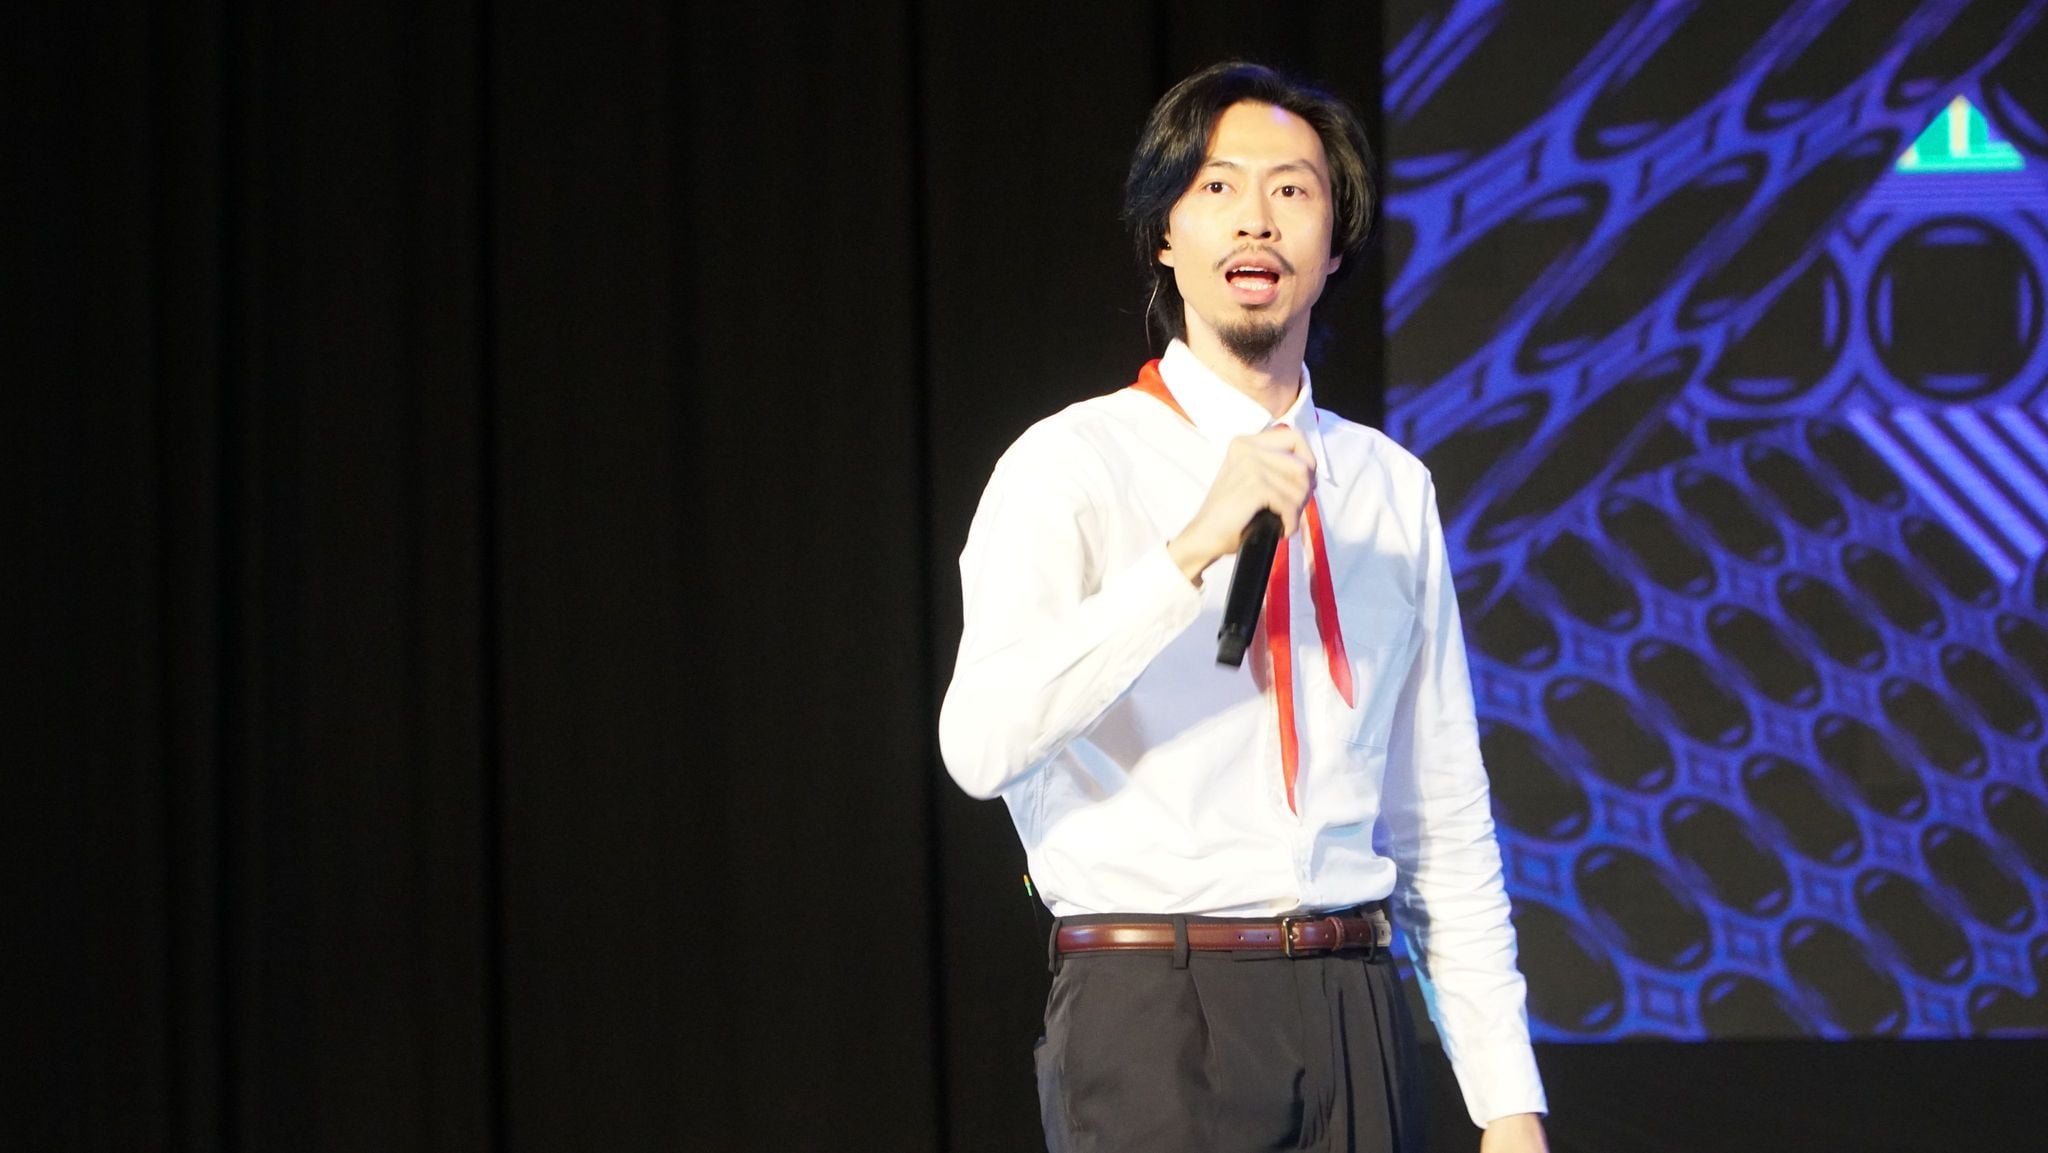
[1337,606,1418,751]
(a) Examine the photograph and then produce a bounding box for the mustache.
[1211,246,1296,276]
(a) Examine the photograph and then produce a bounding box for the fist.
[1166,426,1316,583]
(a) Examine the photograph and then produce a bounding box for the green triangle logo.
[1896,96,2025,173]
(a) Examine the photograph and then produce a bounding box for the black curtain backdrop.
[6,3,2039,1152]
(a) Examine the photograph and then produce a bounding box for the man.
[939,62,1548,1153]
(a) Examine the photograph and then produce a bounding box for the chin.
[1216,319,1289,366]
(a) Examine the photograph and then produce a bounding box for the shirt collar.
[1156,339,1338,488]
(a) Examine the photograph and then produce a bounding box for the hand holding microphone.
[1163,427,1316,664]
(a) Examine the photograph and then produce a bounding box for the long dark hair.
[1122,61,1377,347]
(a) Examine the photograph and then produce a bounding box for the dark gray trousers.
[1036,913,1423,1153]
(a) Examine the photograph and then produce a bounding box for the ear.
[1158,231,1177,268]
[1326,252,1342,277]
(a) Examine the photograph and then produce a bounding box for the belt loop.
[1170,916,1190,969]
[1047,918,1063,975]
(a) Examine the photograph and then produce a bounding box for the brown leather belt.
[1055,906,1392,959]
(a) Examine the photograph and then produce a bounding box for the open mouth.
[1224,263,1282,304]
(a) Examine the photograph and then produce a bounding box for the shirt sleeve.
[938,421,1205,800]
[1380,472,1548,1127]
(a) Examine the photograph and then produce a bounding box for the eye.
[1203,181,1228,194]
[1278,184,1305,198]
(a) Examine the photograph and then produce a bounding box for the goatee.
[1216,318,1288,367]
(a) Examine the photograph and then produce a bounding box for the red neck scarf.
[1130,359,1355,812]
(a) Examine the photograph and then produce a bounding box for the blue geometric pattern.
[1384,0,2048,1038]
[1848,406,2048,585]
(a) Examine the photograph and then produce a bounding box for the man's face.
[1160,100,1341,367]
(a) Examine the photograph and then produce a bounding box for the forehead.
[1202,100,1330,177]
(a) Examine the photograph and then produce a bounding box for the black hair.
[1122,61,1377,347]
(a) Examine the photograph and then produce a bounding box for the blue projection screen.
[1383,0,2048,1039]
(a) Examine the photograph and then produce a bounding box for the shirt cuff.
[1454,1040,1548,1128]
[1107,542,1205,626]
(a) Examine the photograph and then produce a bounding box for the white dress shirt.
[938,339,1545,1125]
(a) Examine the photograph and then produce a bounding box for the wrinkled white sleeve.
[1380,473,1548,1127]
[938,424,1204,800]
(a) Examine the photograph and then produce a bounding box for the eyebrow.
[1199,158,1327,180]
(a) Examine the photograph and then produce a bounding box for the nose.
[1236,195,1275,239]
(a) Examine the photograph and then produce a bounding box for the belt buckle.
[1279,914,1312,958]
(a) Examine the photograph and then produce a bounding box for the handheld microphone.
[1216,509,1282,667]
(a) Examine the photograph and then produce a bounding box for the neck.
[1180,321,1309,418]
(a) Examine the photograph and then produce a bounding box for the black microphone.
[1216,509,1282,667]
